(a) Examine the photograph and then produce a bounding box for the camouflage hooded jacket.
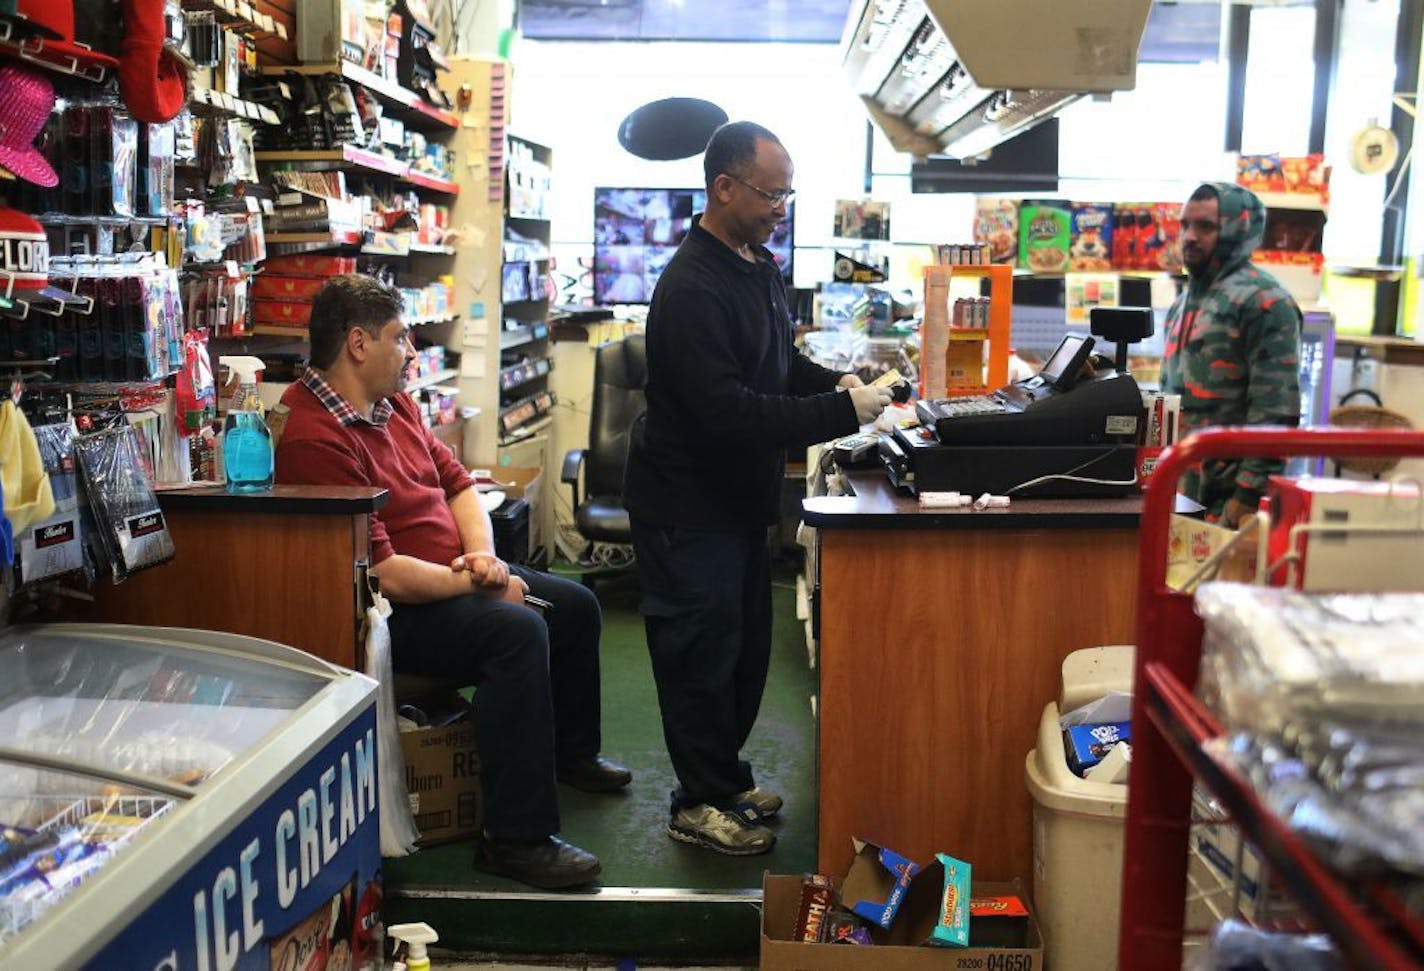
[1160,182,1302,518]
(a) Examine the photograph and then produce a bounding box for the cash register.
[880,307,1154,497]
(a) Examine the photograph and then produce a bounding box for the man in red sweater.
[275,275,628,890]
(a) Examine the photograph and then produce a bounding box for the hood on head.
[1193,181,1265,282]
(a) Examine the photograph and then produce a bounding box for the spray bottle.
[388,922,439,971]
[218,356,274,494]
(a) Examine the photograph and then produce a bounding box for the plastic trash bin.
[1024,645,1133,971]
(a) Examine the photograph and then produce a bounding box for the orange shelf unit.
[920,263,1013,399]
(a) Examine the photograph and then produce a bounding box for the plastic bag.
[363,588,421,857]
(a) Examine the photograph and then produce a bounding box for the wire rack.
[1119,427,1424,969]
[0,792,176,942]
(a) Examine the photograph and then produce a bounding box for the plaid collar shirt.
[301,367,394,427]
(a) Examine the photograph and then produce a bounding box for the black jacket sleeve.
[655,285,858,448]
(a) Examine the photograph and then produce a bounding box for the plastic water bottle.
[220,356,273,493]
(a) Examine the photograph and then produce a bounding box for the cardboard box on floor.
[399,720,483,845]
[762,872,1045,971]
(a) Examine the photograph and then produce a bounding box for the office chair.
[560,334,646,572]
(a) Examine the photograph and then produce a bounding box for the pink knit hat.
[0,62,58,188]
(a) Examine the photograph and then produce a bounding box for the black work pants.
[630,520,772,812]
[386,565,602,840]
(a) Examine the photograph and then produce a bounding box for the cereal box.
[1152,203,1183,274]
[1018,200,1071,274]
[1069,203,1114,271]
[972,197,1019,264]
[1112,203,1152,270]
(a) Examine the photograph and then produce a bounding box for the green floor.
[384,560,818,958]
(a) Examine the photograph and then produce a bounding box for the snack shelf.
[408,242,455,255]
[260,61,458,130]
[1120,426,1424,970]
[264,229,362,246]
[254,144,409,178]
[401,171,460,195]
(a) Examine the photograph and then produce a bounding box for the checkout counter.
[804,310,1151,881]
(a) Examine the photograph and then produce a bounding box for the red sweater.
[274,383,472,566]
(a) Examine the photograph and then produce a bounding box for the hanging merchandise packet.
[18,423,85,584]
[75,425,175,582]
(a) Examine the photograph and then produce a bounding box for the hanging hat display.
[0,62,59,188]
[0,206,85,303]
[118,0,190,123]
[13,0,120,75]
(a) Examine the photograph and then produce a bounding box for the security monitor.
[1090,307,1155,374]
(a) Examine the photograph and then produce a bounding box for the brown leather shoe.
[474,835,602,889]
[556,755,633,793]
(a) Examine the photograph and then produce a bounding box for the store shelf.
[34,214,169,227]
[182,0,287,38]
[1120,427,1424,971]
[408,313,459,326]
[401,171,460,195]
[499,321,550,351]
[189,87,281,124]
[406,368,459,393]
[1142,664,1424,967]
[260,61,458,130]
[254,144,409,178]
[498,414,554,445]
[409,242,456,255]
[265,229,362,247]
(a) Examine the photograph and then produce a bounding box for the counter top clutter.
[803,470,1142,529]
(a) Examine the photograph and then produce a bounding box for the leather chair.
[561,334,647,557]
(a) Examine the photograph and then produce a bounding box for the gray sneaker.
[735,786,784,819]
[668,804,776,856]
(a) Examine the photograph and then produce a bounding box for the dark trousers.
[630,520,772,811]
[386,565,602,840]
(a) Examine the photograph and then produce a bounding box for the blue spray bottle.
[219,356,274,493]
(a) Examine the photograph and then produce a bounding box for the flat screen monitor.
[593,187,792,305]
[1038,333,1095,391]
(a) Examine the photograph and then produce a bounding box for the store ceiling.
[517,0,852,43]
[517,0,1221,61]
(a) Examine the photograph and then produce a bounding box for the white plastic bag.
[363,589,422,857]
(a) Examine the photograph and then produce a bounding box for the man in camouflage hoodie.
[1160,182,1301,526]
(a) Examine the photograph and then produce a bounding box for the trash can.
[1024,646,1133,971]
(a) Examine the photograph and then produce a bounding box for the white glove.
[848,384,894,424]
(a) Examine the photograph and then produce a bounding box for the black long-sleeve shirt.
[624,217,857,529]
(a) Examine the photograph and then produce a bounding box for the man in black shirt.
[624,121,893,855]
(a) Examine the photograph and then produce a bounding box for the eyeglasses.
[728,175,795,207]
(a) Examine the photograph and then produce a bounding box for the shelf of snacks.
[260,61,458,130]
[182,0,288,39]
[401,170,459,195]
[264,229,363,246]
[254,144,409,179]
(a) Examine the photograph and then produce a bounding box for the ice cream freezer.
[0,623,382,971]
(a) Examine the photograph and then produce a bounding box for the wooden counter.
[804,473,1141,882]
[82,484,387,669]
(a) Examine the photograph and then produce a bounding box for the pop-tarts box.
[839,838,919,928]
[1064,721,1131,776]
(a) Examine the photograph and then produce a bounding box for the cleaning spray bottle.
[219,356,274,494]
[388,922,439,971]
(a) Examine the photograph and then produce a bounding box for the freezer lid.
[0,624,365,792]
